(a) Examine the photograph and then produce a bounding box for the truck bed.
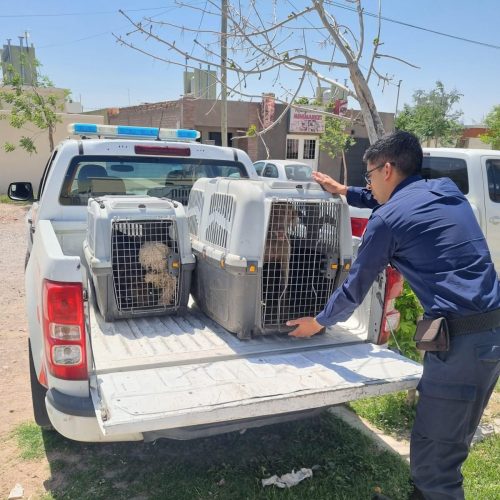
[88,302,369,373]
[88,303,422,437]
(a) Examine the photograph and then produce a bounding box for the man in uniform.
[287,131,500,499]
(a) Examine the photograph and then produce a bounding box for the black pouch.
[414,317,450,352]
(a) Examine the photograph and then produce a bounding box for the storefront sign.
[289,108,325,133]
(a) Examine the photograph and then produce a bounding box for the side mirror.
[8,182,34,201]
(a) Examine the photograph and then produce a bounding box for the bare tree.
[116,0,417,144]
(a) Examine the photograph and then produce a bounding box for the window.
[303,139,316,160]
[262,164,279,178]
[253,161,265,175]
[59,156,249,206]
[285,164,312,181]
[286,139,299,159]
[486,159,500,203]
[208,131,233,146]
[421,156,469,194]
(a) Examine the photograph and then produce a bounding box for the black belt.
[447,308,500,336]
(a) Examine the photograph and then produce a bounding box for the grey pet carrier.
[84,196,195,321]
[187,178,353,339]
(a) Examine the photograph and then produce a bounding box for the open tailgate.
[90,330,422,436]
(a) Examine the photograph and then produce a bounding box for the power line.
[0,7,176,18]
[35,7,177,50]
[327,1,500,50]
[39,32,110,49]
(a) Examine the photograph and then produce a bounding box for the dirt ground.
[0,202,498,499]
[0,203,49,498]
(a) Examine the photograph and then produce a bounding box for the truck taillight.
[377,267,404,345]
[42,280,87,380]
[351,217,368,237]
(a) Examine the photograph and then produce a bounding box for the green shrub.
[391,281,423,362]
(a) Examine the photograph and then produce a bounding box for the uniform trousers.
[410,328,500,499]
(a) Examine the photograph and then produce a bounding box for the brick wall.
[107,101,181,128]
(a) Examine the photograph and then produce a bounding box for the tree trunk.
[348,64,385,144]
[49,125,54,152]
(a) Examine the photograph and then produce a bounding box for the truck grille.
[261,200,340,329]
[111,219,180,313]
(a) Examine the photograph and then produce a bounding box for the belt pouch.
[414,317,450,352]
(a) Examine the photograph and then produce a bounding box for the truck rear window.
[421,156,469,194]
[59,156,249,206]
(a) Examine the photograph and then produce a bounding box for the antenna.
[156,106,166,141]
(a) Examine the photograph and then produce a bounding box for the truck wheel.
[28,340,53,430]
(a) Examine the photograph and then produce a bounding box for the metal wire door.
[111,219,180,313]
[261,200,341,329]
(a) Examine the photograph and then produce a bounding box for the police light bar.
[68,123,200,141]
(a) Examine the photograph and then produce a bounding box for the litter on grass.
[261,468,313,488]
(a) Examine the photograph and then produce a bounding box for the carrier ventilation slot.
[205,193,235,249]
[261,200,341,329]
[168,186,191,206]
[187,188,205,236]
[111,219,180,312]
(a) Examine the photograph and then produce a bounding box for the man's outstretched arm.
[312,171,379,209]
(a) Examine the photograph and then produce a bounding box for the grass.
[13,422,76,460]
[349,392,416,437]
[463,435,500,499]
[13,406,500,500]
[14,413,414,500]
[13,422,49,460]
[0,194,30,204]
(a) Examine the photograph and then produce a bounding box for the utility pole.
[221,0,228,147]
[18,35,25,84]
[395,79,402,118]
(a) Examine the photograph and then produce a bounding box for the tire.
[28,340,53,430]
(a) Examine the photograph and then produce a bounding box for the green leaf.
[395,81,463,146]
[1,57,60,153]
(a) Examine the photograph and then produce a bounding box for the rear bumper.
[47,388,95,417]
[45,389,143,443]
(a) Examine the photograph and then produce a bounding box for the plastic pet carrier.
[84,196,195,321]
[187,178,353,339]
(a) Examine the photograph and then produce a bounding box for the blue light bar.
[68,123,200,141]
[116,126,158,137]
[71,123,98,134]
[176,129,199,139]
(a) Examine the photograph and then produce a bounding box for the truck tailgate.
[89,308,422,436]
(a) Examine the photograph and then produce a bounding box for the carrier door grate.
[262,200,341,329]
[111,219,180,312]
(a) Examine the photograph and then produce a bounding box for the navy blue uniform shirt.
[316,175,500,326]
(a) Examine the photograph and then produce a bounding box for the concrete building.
[1,39,37,86]
[91,94,394,186]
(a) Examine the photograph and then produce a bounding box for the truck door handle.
[489,216,500,225]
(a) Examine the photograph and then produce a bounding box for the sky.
[0,0,499,124]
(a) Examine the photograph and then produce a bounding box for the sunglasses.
[363,161,395,185]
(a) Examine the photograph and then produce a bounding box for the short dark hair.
[363,131,423,177]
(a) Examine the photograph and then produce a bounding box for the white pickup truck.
[422,148,500,272]
[348,148,500,273]
[8,124,422,443]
